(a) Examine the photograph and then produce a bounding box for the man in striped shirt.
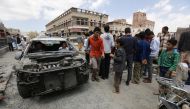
[158,26,171,51]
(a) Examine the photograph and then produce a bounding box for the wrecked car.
[14,37,89,98]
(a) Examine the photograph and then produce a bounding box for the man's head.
[62,42,67,49]
[6,32,10,35]
[146,31,154,39]
[116,38,124,48]
[145,28,151,35]
[125,27,131,34]
[93,27,101,38]
[162,26,169,34]
[139,31,146,39]
[104,25,110,33]
[166,39,177,50]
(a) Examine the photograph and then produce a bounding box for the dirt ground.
[0,52,159,109]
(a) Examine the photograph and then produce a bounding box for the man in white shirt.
[100,25,115,79]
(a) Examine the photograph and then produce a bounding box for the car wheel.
[17,84,31,98]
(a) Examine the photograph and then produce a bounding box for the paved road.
[0,51,159,109]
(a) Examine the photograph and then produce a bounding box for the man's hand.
[142,59,147,64]
[102,54,105,58]
[110,54,114,58]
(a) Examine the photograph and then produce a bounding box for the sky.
[1,0,190,34]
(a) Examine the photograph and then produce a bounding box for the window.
[81,19,84,25]
[77,18,80,25]
[90,20,93,26]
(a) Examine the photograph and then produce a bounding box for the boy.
[158,39,180,78]
[110,39,126,93]
[88,27,104,82]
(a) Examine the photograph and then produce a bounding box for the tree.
[27,31,38,39]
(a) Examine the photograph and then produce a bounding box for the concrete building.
[7,28,20,36]
[107,19,132,36]
[0,21,7,38]
[132,12,155,35]
[46,7,108,37]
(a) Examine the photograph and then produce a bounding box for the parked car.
[14,37,89,98]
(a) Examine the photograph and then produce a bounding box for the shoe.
[131,81,139,84]
[95,77,100,82]
[143,79,152,83]
[125,81,130,86]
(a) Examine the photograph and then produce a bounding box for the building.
[46,7,108,37]
[107,19,132,36]
[7,28,20,36]
[132,12,155,35]
[0,21,7,38]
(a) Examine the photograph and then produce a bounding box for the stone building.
[107,19,132,36]
[7,28,20,36]
[0,21,7,38]
[46,7,108,37]
[132,12,155,35]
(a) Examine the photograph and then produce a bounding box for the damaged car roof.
[32,37,67,41]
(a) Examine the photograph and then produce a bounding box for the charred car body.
[14,37,89,98]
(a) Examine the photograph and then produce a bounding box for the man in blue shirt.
[120,28,137,86]
[133,32,150,84]
[143,31,158,83]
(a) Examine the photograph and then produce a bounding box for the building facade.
[0,21,7,38]
[7,28,20,36]
[107,19,132,36]
[46,7,108,37]
[132,12,155,35]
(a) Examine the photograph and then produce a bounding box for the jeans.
[159,66,169,77]
[8,43,14,51]
[99,53,111,79]
[126,55,133,82]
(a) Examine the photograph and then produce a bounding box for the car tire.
[17,84,31,98]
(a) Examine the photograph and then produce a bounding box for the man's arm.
[100,39,104,57]
[178,32,185,52]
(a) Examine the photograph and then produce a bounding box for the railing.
[0,38,7,49]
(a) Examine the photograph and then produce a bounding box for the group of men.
[6,32,26,51]
[84,25,190,93]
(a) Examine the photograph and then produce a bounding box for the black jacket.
[178,32,190,52]
[113,47,126,72]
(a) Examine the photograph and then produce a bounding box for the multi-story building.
[0,21,7,38]
[107,19,132,36]
[46,7,108,37]
[132,12,155,35]
[7,28,20,36]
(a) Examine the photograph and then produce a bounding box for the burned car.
[14,37,89,98]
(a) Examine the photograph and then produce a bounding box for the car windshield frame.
[24,40,76,55]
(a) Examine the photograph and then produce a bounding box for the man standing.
[100,25,115,79]
[6,32,14,51]
[159,26,171,52]
[121,28,137,86]
[178,31,190,85]
[143,31,160,83]
[87,27,104,82]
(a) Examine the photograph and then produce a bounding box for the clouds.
[0,0,109,21]
[145,0,190,34]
